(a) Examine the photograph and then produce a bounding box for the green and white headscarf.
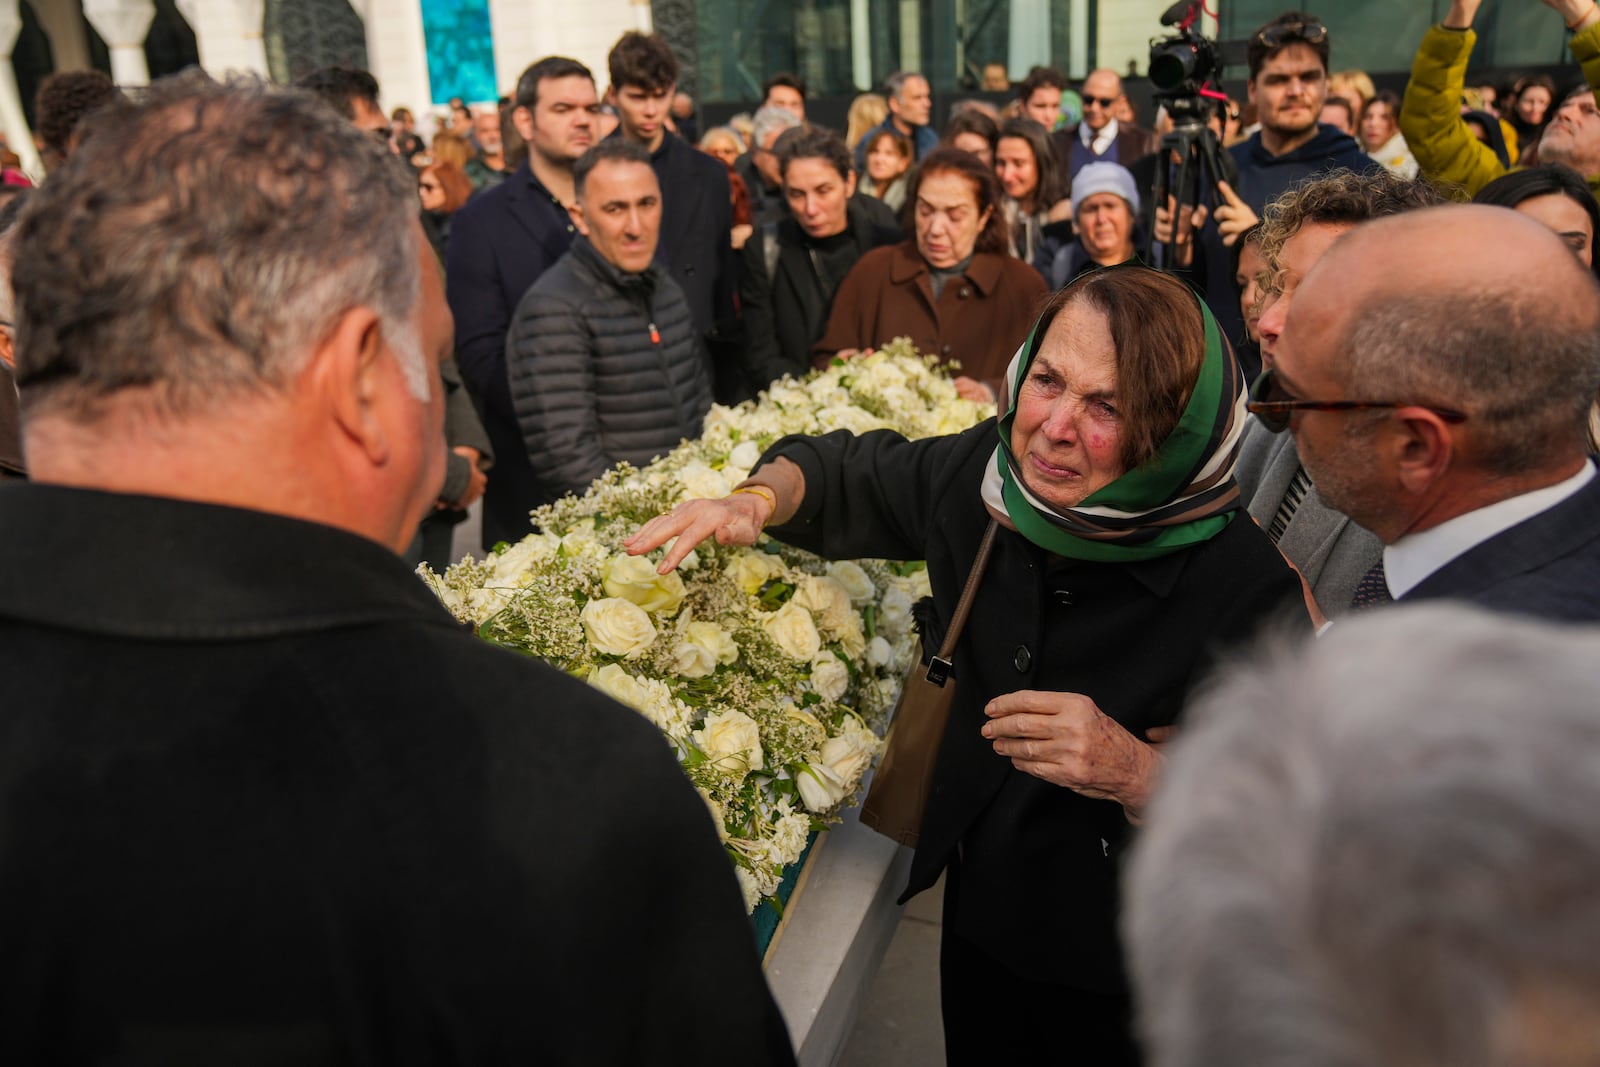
[979,277,1246,562]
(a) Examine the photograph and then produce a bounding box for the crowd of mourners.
[3,1,1600,1064]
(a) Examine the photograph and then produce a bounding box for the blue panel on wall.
[420,0,498,104]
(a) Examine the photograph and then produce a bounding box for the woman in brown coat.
[814,147,1048,402]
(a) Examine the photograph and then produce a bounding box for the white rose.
[878,586,914,639]
[729,441,763,471]
[730,551,786,596]
[810,654,849,702]
[825,560,877,603]
[795,762,849,813]
[489,532,558,582]
[589,663,652,712]
[816,403,887,435]
[602,555,687,616]
[794,576,857,632]
[734,865,761,912]
[818,719,877,791]
[762,601,822,661]
[866,635,894,669]
[694,709,766,779]
[671,620,738,680]
[580,597,657,657]
[677,459,734,502]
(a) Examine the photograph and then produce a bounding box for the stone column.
[83,0,157,87]
[356,0,432,112]
[0,0,41,177]
[34,0,92,72]
[175,0,268,77]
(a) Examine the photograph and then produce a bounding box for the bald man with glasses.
[1261,205,1600,621]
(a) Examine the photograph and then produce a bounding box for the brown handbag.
[860,520,999,847]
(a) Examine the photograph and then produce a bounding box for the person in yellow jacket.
[1401,0,1600,201]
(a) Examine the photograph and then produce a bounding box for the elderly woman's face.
[1010,299,1127,510]
[915,170,990,269]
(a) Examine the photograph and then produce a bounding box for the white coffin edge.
[764,784,914,1066]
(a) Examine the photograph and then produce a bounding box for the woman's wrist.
[727,485,777,527]
[1566,0,1600,31]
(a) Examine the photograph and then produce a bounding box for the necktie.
[1350,558,1394,610]
[1268,466,1312,543]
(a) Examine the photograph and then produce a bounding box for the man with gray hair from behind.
[0,71,793,1064]
[1125,604,1600,1067]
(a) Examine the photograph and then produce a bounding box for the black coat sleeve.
[764,421,993,563]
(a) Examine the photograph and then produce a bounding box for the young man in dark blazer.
[447,55,600,548]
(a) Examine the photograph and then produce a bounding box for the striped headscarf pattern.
[979,272,1246,562]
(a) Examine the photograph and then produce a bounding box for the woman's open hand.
[981,690,1164,815]
[623,494,773,574]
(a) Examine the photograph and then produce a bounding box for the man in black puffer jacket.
[507,140,712,500]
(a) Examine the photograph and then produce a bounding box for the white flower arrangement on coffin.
[420,340,991,913]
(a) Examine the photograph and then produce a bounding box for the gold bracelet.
[729,485,778,524]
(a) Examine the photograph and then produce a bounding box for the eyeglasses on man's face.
[1246,366,1468,434]
[1082,96,1119,109]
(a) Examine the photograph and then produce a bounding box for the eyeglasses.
[1247,367,1468,434]
[1254,18,1328,49]
[1082,95,1119,109]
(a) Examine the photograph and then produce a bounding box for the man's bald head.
[1293,205,1600,476]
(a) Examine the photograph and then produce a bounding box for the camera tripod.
[1147,94,1238,267]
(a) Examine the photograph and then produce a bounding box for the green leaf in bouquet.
[756,579,794,611]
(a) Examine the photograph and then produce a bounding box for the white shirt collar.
[1080,117,1119,154]
[1383,459,1596,598]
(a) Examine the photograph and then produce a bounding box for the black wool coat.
[766,420,1309,995]
[0,486,793,1067]
[736,196,904,396]
[0,486,794,1065]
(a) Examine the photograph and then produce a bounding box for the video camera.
[1148,1,1222,113]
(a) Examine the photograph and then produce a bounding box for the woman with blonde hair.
[429,129,473,170]
[845,93,888,152]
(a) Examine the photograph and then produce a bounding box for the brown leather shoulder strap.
[926,519,999,686]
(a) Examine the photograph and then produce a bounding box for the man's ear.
[568,200,590,237]
[313,305,390,466]
[512,104,535,143]
[1391,408,1455,496]
[844,170,858,198]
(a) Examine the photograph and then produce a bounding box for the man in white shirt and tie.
[1051,69,1158,195]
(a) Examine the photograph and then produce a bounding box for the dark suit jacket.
[445,160,578,547]
[1403,465,1600,621]
[1053,121,1160,192]
[767,421,1308,994]
[1236,420,1381,617]
[0,486,794,1066]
